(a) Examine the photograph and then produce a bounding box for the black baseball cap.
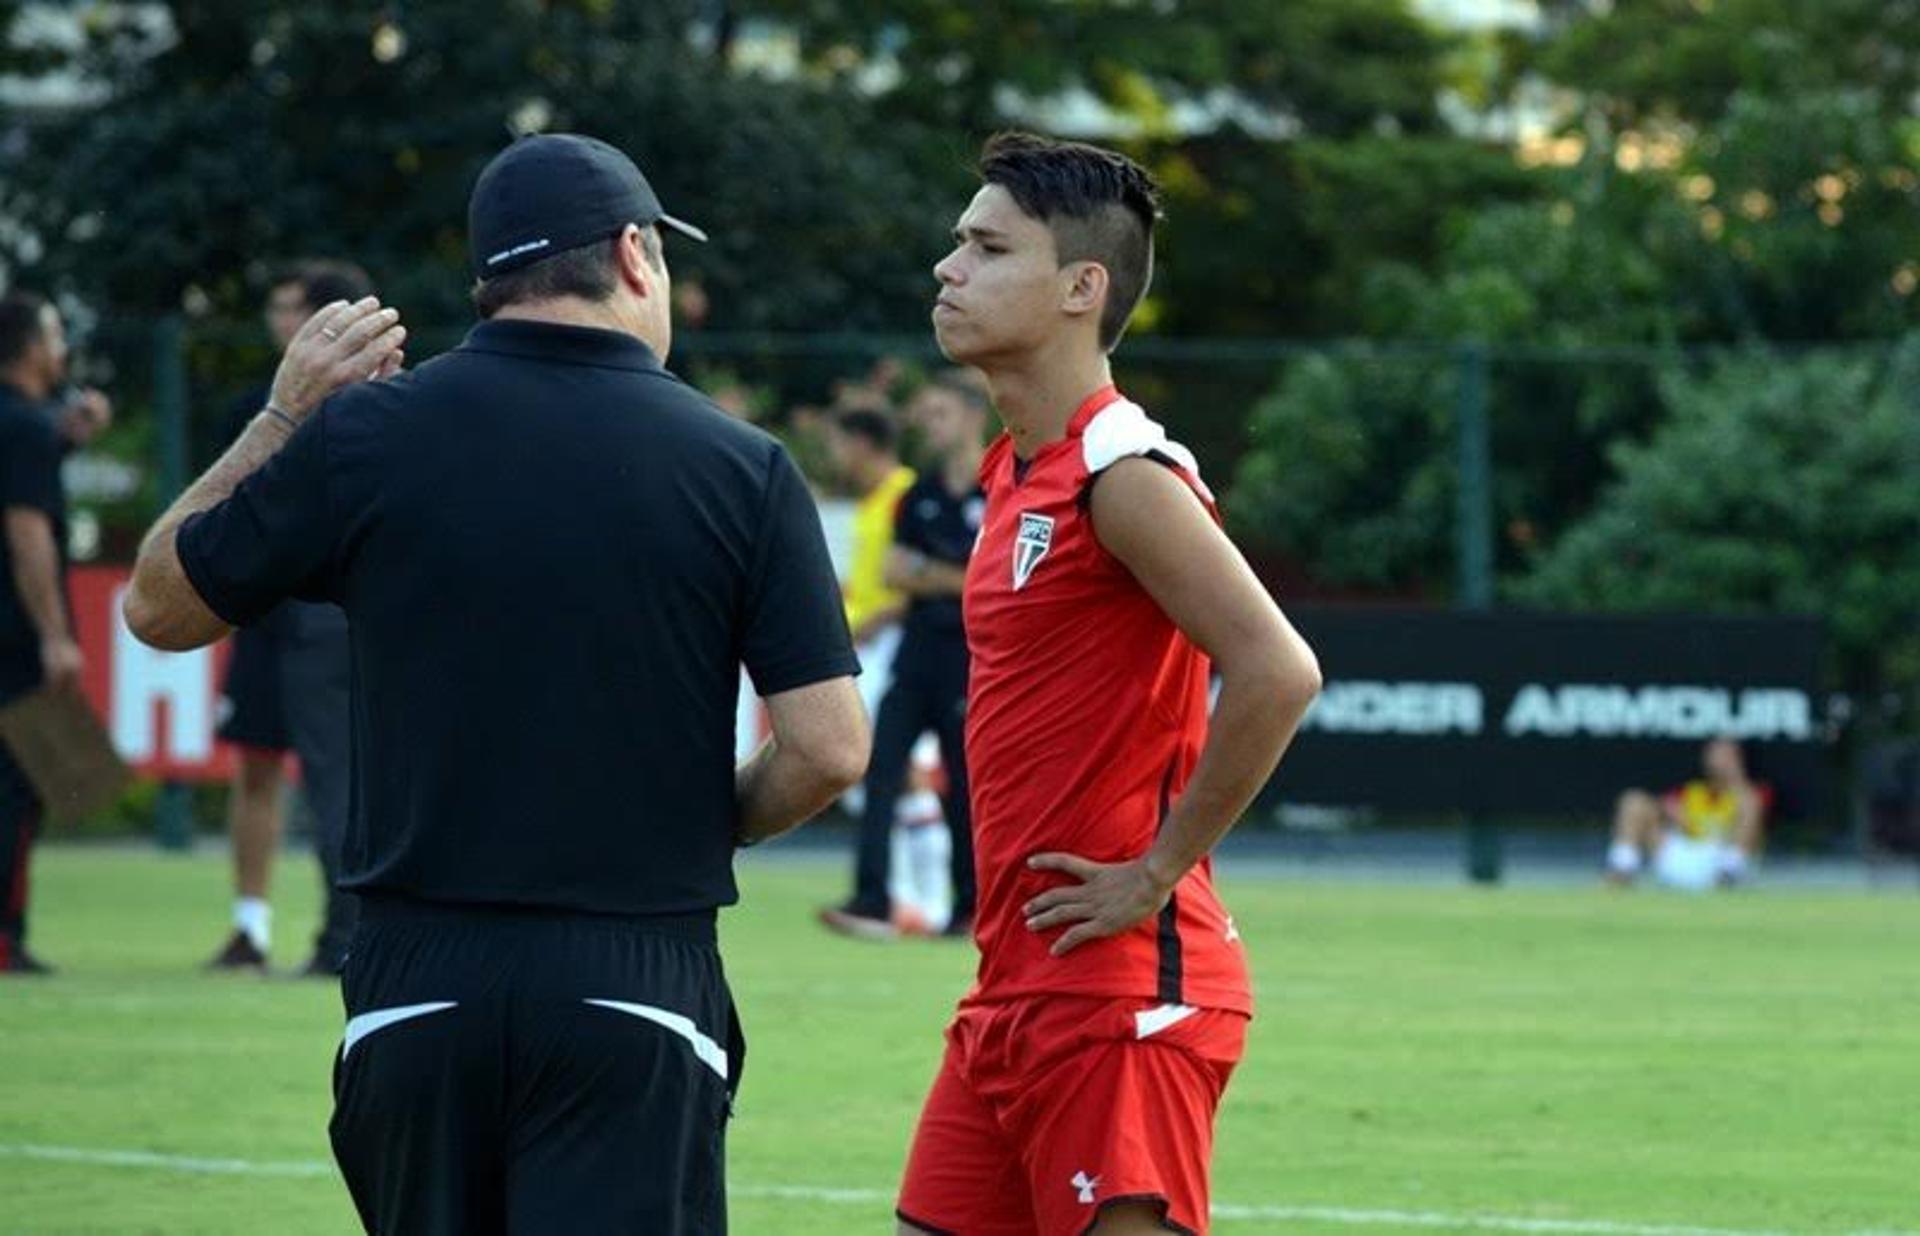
[468,133,707,278]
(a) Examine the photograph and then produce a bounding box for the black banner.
[1271,608,1826,816]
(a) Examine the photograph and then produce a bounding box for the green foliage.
[1229,350,1457,590]
[1154,134,1539,337]
[4,1,951,330]
[1227,3,1920,629]
[1515,341,1920,694]
[1680,89,1920,340]
[742,0,1450,137]
[1527,0,1920,128]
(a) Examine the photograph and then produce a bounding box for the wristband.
[261,403,299,432]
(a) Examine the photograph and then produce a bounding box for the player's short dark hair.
[279,259,375,310]
[470,228,663,320]
[0,291,51,368]
[979,131,1160,352]
[834,407,898,453]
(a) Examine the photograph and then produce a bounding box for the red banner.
[70,565,237,782]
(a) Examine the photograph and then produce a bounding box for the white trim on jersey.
[582,999,730,1080]
[1080,399,1214,504]
[1134,1002,1199,1040]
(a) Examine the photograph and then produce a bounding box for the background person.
[0,291,107,976]
[204,260,367,977]
[1606,737,1767,890]
[824,371,987,939]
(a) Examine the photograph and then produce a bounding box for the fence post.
[151,316,193,852]
[1456,344,1502,883]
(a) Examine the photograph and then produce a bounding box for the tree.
[1514,340,1920,699]
[1521,0,1920,130]
[739,0,1450,138]
[1227,2,1920,601]
[2,1,950,331]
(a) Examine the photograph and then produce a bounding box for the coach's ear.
[614,225,656,298]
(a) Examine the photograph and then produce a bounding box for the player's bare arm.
[736,675,870,846]
[125,298,404,651]
[5,505,81,692]
[1025,456,1320,956]
[883,545,967,597]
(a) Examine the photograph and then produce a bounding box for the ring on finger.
[321,326,341,340]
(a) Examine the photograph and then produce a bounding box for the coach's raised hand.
[268,296,407,421]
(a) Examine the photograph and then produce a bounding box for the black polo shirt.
[176,319,858,917]
[891,471,982,681]
[0,382,68,702]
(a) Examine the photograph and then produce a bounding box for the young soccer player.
[894,133,1323,1236]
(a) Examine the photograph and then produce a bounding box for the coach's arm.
[735,676,870,847]
[1024,456,1321,956]
[124,299,404,651]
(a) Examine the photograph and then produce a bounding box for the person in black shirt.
[0,291,108,976]
[124,134,868,1235]
[204,260,369,978]
[823,370,987,939]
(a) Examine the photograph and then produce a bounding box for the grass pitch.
[1,845,1915,1235]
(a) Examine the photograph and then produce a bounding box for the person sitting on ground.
[1606,737,1767,890]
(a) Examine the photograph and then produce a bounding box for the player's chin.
[931,315,984,365]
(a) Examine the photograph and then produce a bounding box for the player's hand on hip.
[1024,852,1178,957]
[269,297,408,421]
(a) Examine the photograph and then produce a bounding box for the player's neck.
[981,342,1112,460]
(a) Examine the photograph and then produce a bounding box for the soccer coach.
[124,134,869,1234]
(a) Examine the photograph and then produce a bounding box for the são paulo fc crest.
[1013,512,1055,590]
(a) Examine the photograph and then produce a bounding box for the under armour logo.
[1224,916,1241,944]
[1013,512,1054,590]
[1072,1171,1100,1204]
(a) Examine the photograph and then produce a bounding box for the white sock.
[1606,841,1641,874]
[908,814,953,934]
[1717,850,1750,880]
[887,819,914,911]
[896,789,943,830]
[885,792,952,932]
[233,897,272,951]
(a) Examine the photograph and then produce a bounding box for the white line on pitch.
[1,1144,1911,1236]
[0,1143,333,1178]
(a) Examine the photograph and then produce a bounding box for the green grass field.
[2,846,1916,1235]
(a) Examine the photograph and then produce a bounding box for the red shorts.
[897,994,1247,1236]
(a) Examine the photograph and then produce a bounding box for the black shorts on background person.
[124,134,867,1234]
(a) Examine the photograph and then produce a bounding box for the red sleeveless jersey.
[961,386,1251,1015]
